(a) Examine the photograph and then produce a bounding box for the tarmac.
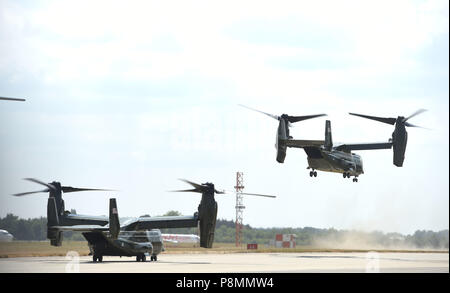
[0,252,448,273]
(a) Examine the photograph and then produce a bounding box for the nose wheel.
[309,170,317,177]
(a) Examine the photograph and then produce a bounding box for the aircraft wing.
[283,139,325,148]
[121,214,199,231]
[51,225,108,232]
[335,142,393,152]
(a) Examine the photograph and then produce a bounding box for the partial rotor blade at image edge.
[0,97,26,101]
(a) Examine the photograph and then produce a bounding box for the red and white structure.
[235,172,244,247]
[275,234,296,248]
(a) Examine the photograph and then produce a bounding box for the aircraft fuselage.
[304,147,364,177]
[82,229,164,262]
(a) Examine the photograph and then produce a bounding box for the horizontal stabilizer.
[283,139,325,148]
[122,215,200,231]
[50,225,108,232]
[335,142,393,152]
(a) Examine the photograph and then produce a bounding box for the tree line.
[1,213,448,249]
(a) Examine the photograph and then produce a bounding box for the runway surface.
[0,252,448,273]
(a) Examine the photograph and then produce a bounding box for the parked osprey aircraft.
[54,198,164,262]
[240,105,426,182]
[12,178,274,260]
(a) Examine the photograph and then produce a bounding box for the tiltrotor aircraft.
[241,105,426,182]
[12,178,274,261]
[53,198,163,262]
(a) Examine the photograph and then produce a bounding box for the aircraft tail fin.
[324,120,333,151]
[109,198,120,239]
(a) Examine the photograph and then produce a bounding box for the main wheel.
[93,255,102,262]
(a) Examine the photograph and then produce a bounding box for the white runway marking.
[0,252,448,273]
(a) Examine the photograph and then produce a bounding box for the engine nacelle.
[197,197,218,248]
[275,118,288,163]
[276,144,287,163]
[47,197,63,246]
[48,229,63,246]
[392,127,408,167]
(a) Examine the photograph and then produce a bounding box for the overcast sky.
[0,0,448,235]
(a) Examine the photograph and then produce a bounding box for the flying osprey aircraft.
[240,105,426,182]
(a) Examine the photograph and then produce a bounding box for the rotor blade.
[241,192,276,198]
[404,122,429,129]
[23,178,56,190]
[169,189,202,193]
[12,189,50,196]
[221,190,276,198]
[349,113,396,125]
[238,104,280,121]
[178,179,207,192]
[403,109,427,122]
[287,114,327,123]
[0,97,26,101]
[214,189,226,194]
[61,186,113,193]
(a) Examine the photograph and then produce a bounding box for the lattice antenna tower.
[235,172,245,247]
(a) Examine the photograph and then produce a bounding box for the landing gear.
[309,170,317,177]
[93,255,103,262]
[150,255,157,261]
[136,254,146,262]
[343,172,358,182]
